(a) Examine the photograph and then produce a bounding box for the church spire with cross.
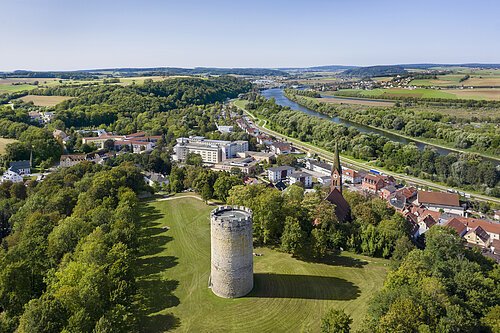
[330,143,342,193]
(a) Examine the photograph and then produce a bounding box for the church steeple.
[330,143,342,193]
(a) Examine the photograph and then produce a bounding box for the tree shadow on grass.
[136,203,181,332]
[296,252,368,268]
[247,273,360,300]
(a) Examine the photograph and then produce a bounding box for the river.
[261,88,498,164]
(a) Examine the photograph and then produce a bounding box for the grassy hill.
[136,195,389,332]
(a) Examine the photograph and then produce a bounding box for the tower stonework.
[330,143,342,193]
[210,206,253,298]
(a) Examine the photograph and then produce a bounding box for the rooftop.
[418,191,460,207]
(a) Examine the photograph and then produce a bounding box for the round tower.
[210,205,253,298]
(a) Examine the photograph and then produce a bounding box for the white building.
[172,137,248,164]
[267,166,294,182]
[289,171,313,188]
[305,159,331,176]
[1,170,23,183]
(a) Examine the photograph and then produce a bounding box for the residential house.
[379,185,397,200]
[342,168,362,184]
[417,214,437,237]
[464,226,491,248]
[60,154,87,167]
[145,173,169,188]
[362,174,386,193]
[388,187,417,211]
[9,160,31,175]
[444,218,468,237]
[417,191,464,216]
[267,166,294,182]
[289,171,313,188]
[494,210,500,221]
[1,170,23,183]
[270,142,292,155]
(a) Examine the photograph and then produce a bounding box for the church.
[325,144,351,222]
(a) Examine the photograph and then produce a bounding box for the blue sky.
[1,0,499,71]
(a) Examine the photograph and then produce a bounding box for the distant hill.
[341,65,408,77]
[1,67,288,79]
[279,65,357,72]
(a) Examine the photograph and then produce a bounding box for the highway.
[233,100,500,205]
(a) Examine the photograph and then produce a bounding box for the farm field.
[318,96,395,107]
[0,138,17,154]
[137,196,389,333]
[18,95,72,106]
[410,73,500,87]
[335,88,500,100]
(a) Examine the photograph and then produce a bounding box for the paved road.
[234,101,500,205]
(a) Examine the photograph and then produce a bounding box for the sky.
[1,0,499,71]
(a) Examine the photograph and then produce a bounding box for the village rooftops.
[445,218,467,236]
[450,217,500,236]
[418,191,460,207]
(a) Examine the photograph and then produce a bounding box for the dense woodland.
[246,93,500,197]
[0,162,146,331]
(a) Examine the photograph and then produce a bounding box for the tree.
[280,216,306,255]
[481,305,500,333]
[185,153,203,167]
[321,308,352,333]
[200,183,212,203]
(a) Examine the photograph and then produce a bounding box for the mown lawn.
[136,196,389,333]
[0,137,17,154]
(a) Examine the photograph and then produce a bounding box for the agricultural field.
[335,88,500,100]
[137,196,389,333]
[410,72,500,88]
[0,138,17,154]
[318,96,395,107]
[18,95,72,106]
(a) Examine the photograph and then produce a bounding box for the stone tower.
[330,143,342,193]
[210,205,253,298]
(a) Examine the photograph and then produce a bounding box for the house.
[1,170,23,183]
[60,154,87,167]
[9,160,31,175]
[417,191,464,216]
[379,185,397,200]
[491,239,500,255]
[417,214,437,237]
[267,166,294,182]
[305,159,331,176]
[342,168,362,184]
[289,171,313,188]
[464,226,491,248]
[28,111,42,123]
[388,187,417,211]
[256,134,273,146]
[237,151,275,164]
[362,174,386,193]
[494,210,500,221]
[216,124,233,133]
[270,142,292,155]
[41,112,55,123]
[450,217,500,241]
[444,218,468,237]
[145,173,169,187]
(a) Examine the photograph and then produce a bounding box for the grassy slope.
[0,138,17,154]
[136,196,389,333]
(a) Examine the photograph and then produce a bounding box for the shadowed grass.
[136,196,389,332]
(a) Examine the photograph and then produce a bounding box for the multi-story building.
[305,159,331,176]
[289,171,313,188]
[82,131,161,152]
[267,166,295,182]
[172,137,248,164]
[417,191,464,216]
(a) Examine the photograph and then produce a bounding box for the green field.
[336,87,500,100]
[137,196,389,332]
[0,137,17,154]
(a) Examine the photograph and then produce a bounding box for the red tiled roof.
[445,218,467,236]
[325,188,351,222]
[455,217,500,236]
[418,191,460,207]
